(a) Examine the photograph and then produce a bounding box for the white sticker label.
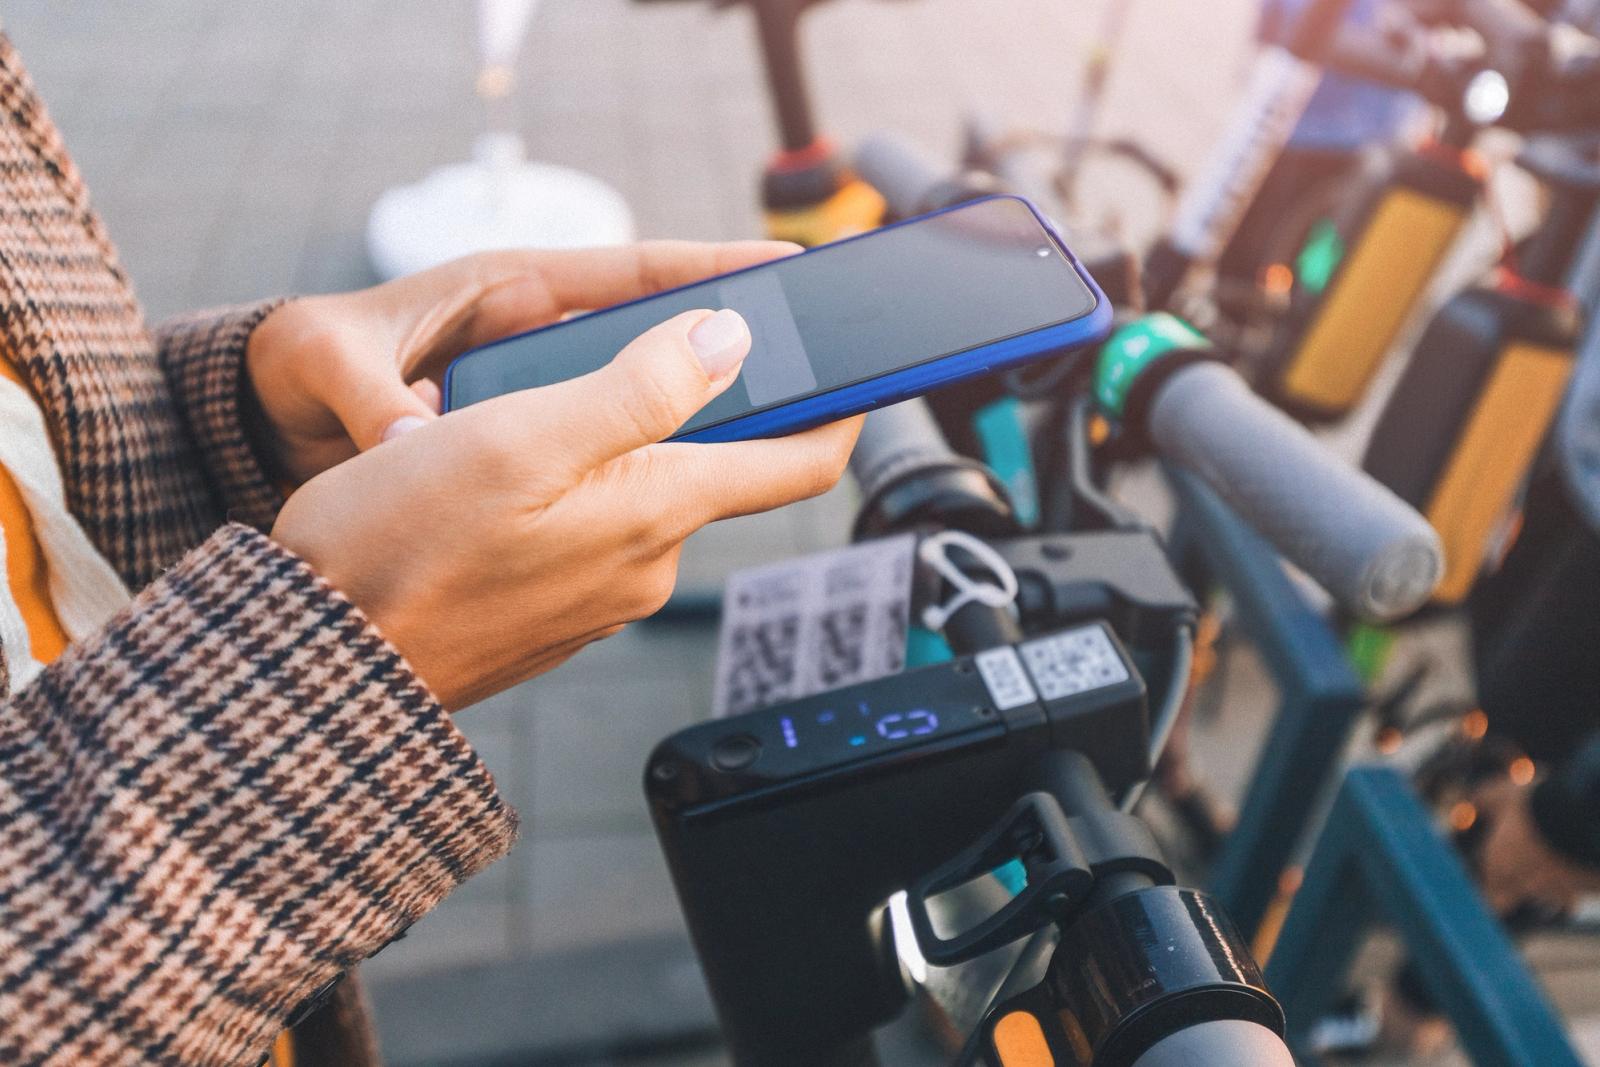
[1019,626,1129,701]
[712,535,915,717]
[975,647,1038,711]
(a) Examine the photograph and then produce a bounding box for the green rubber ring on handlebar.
[1093,312,1213,419]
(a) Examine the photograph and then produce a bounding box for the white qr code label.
[975,647,1038,711]
[712,535,915,717]
[1019,626,1129,700]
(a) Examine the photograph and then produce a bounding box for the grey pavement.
[6,1,1598,1064]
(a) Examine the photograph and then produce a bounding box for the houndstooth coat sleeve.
[0,32,518,1067]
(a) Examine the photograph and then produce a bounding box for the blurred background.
[6,1,1598,1064]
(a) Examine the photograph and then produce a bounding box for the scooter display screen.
[707,687,992,780]
[782,703,943,750]
[651,665,1005,802]
[647,623,1146,809]
[754,692,993,767]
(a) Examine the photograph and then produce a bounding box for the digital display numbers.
[778,702,943,754]
[688,661,1003,787]
[674,624,1138,805]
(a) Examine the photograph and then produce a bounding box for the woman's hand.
[245,241,801,484]
[271,304,862,711]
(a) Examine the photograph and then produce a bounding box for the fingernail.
[688,309,750,380]
[381,415,429,443]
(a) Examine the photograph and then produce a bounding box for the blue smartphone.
[443,195,1111,442]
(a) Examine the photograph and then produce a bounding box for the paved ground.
[6,1,1597,1064]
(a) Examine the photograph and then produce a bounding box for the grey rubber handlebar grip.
[1150,361,1443,620]
[1131,1020,1295,1067]
[848,399,958,501]
[853,131,946,220]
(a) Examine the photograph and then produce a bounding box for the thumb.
[511,307,751,482]
[330,369,441,449]
[379,381,445,443]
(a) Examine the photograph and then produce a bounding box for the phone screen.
[446,197,1097,435]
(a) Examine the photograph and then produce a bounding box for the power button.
[710,734,762,772]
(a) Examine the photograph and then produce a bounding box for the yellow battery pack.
[1425,342,1573,604]
[1279,188,1469,416]
[763,178,886,247]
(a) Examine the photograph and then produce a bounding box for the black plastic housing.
[982,886,1282,1067]
[646,625,1148,1065]
[1000,533,1199,650]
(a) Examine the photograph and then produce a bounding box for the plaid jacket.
[0,33,517,1067]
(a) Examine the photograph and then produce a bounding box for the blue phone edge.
[441,194,1113,443]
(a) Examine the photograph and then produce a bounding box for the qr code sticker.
[1019,626,1129,701]
[720,615,802,716]
[879,601,908,677]
[975,647,1037,710]
[712,535,915,717]
[812,602,868,690]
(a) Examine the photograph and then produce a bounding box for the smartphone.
[443,195,1111,442]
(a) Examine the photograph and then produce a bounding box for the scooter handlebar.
[848,398,962,502]
[1148,361,1443,621]
[1131,1019,1296,1067]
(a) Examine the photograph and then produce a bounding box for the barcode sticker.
[1019,626,1129,701]
[713,535,915,717]
[975,647,1038,710]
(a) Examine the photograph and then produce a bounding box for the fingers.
[378,381,444,443]
[491,308,753,483]
[643,416,865,532]
[410,378,443,414]
[325,360,443,451]
[451,240,803,358]
[305,241,800,457]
